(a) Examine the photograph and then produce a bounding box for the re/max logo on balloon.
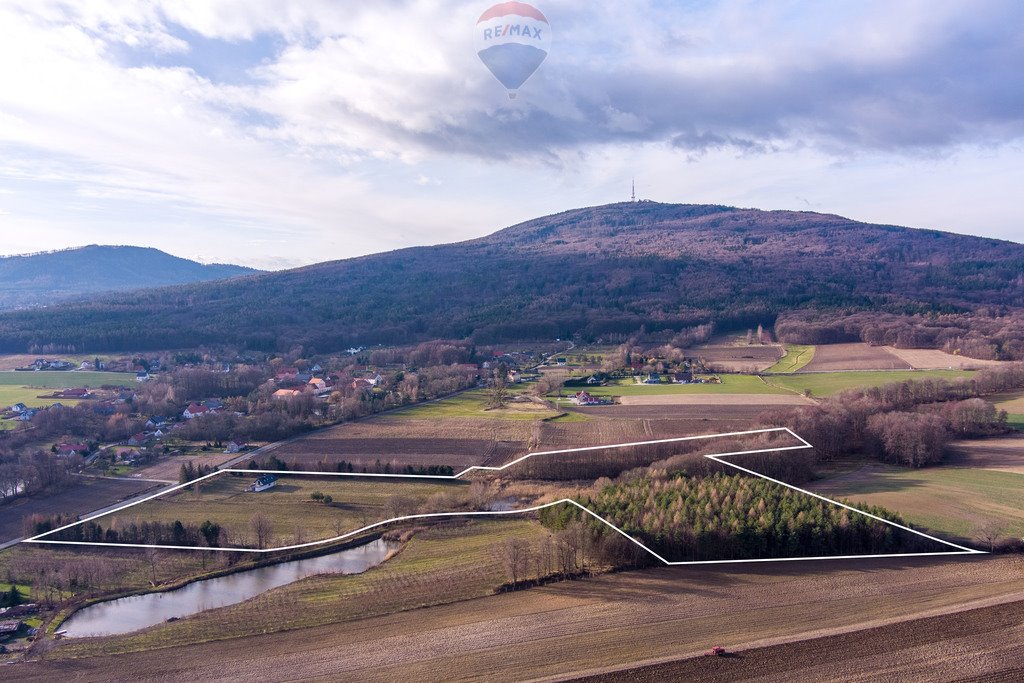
[480,23,544,41]
[475,2,551,99]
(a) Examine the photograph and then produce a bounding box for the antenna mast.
[631,178,636,202]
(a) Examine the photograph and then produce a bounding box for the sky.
[0,0,1021,269]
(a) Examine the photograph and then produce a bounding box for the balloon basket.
[508,92,517,100]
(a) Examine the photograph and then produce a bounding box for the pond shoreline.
[47,531,387,637]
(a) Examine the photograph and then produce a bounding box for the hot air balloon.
[475,2,550,99]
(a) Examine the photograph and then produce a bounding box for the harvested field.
[266,417,535,469]
[693,345,783,373]
[811,461,1024,541]
[15,556,1024,681]
[575,597,1024,683]
[947,435,1024,474]
[884,347,1008,370]
[799,343,910,372]
[0,477,158,544]
[131,453,240,482]
[62,474,467,550]
[617,393,813,406]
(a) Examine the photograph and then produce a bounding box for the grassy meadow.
[767,369,976,397]
[812,462,1024,542]
[765,344,815,373]
[88,474,469,548]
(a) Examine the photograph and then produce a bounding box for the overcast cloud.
[0,0,1021,268]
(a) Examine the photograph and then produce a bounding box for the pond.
[60,538,398,638]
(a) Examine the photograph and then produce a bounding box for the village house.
[127,433,147,446]
[183,403,210,419]
[307,377,327,392]
[9,403,28,413]
[350,378,374,391]
[224,441,247,454]
[673,370,694,384]
[56,442,89,457]
[273,388,303,399]
[643,372,661,384]
[249,474,278,492]
[571,390,605,406]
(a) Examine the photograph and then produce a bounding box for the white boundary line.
[23,427,983,563]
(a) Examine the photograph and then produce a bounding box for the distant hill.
[0,203,1020,354]
[0,245,258,310]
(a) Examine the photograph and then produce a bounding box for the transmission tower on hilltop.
[631,178,636,202]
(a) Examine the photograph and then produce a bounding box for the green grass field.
[813,463,1024,542]
[767,369,976,397]
[389,388,561,420]
[766,344,815,373]
[556,374,787,397]
[89,474,468,548]
[0,370,135,388]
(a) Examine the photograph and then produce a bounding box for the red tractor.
[704,646,727,657]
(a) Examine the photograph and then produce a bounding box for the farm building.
[249,474,278,492]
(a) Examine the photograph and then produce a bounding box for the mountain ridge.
[0,202,1020,354]
[0,245,259,311]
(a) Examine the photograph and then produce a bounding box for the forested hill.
[0,245,258,310]
[0,203,1021,354]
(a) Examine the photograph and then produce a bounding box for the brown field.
[263,417,535,469]
[884,347,1008,370]
[799,343,911,372]
[617,393,813,406]
[694,344,783,373]
[576,597,1024,682]
[130,452,241,482]
[12,556,1024,682]
[0,477,158,544]
[947,435,1024,474]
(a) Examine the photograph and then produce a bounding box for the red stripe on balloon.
[477,2,548,24]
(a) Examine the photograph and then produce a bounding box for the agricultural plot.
[387,389,559,420]
[616,393,812,406]
[766,344,815,373]
[994,392,1024,431]
[0,370,135,388]
[693,344,783,372]
[884,347,1009,370]
[28,555,1024,680]
[557,375,788,398]
[767,369,976,397]
[37,475,469,551]
[0,477,158,544]
[798,343,910,372]
[947,435,1024,474]
[268,415,535,469]
[811,461,1024,542]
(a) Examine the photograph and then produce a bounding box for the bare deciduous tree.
[976,522,1004,552]
[495,537,533,590]
[250,512,273,549]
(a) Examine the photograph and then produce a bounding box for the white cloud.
[0,0,1020,268]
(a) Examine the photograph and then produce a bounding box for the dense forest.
[0,203,1020,356]
[542,472,944,562]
